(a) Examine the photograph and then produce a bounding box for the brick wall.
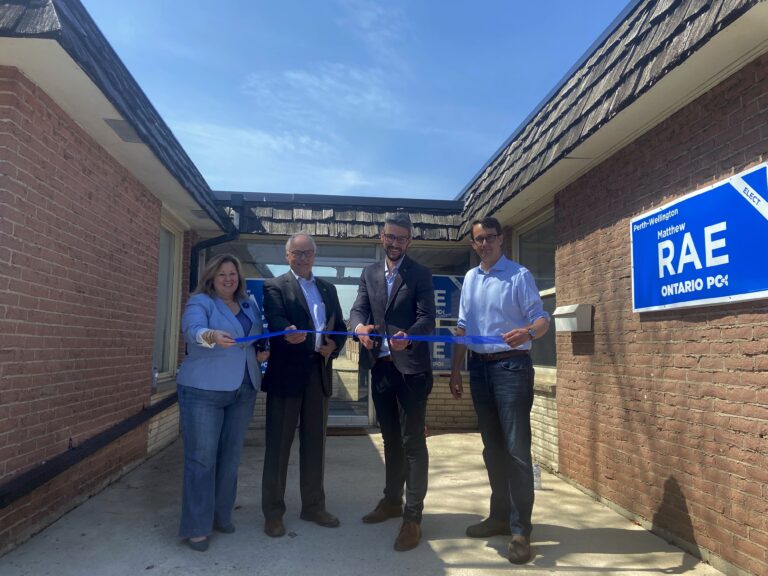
[428,372,477,430]
[555,53,768,575]
[147,389,179,456]
[0,66,159,551]
[344,338,479,430]
[0,426,147,555]
[532,381,558,471]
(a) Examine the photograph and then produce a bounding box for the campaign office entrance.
[202,214,558,429]
[204,235,471,427]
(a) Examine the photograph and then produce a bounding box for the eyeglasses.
[472,234,499,245]
[383,233,410,245]
[289,249,315,259]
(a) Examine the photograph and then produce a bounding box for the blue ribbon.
[235,329,505,346]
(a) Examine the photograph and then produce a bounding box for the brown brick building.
[1,1,767,575]
[0,0,227,555]
[451,2,768,574]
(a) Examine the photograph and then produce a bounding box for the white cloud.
[173,121,361,194]
[175,122,331,159]
[170,121,449,199]
[242,63,396,133]
[336,0,409,68]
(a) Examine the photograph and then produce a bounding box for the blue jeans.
[177,382,257,538]
[469,354,534,537]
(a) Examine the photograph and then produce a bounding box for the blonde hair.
[194,254,247,300]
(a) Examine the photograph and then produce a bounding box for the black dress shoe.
[362,499,403,524]
[264,517,286,537]
[300,510,340,527]
[214,523,235,534]
[187,537,209,552]
[465,517,511,538]
[508,534,532,564]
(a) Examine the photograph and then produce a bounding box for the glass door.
[312,257,373,427]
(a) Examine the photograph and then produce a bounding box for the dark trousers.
[469,354,535,537]
[371,361,432,523]
[262,359,329,520]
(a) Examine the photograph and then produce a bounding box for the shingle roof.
[218,192,464,241]
[0,0,233,232]
[458,0,759,237]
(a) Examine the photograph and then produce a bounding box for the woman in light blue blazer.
[176,254,269,551]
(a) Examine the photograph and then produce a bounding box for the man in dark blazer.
[349,213,436,552]
[261,232,347,537]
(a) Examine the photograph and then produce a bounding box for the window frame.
[152,210,184,389]
[511,206,556,382]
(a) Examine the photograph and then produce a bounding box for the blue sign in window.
[630,162,768,312]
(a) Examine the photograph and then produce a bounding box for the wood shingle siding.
[229,193,464,241]
[458,0,759,236]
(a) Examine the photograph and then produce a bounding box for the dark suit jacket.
[261,272,346,397]
[349,254,435,375]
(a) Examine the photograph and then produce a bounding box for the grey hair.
[383,212,413,233]
[285,232,317,253]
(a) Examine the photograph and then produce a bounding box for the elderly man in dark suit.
[261,232,347,537]
[349,213,436,551]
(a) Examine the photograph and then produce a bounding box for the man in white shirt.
[261,233,347,537]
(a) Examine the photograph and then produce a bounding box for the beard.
[385,246,404,261]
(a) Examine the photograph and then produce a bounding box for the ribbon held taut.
[235,329,505,346]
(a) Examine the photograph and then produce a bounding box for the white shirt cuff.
[195,328,215,348]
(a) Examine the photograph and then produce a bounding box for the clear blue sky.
[80,0,627,200]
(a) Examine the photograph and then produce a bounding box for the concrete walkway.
[1,432,722,576]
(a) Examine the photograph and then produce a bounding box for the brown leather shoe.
[362,499,403,524]
[300,509,340,528]
[465,517,511,538]
[394,520,421,551]
[507,534,532,564]
[264,517,286,538]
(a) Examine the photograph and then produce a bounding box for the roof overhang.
[0,0,231,233]
[474,1,768,230]
[0,37,222,230]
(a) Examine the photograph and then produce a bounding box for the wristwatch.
[526,327,536,341]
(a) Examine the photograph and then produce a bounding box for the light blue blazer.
[176,293,264,392]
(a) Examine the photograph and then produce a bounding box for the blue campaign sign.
[245,279,267,333]
[431,326,456,371]
[630,162,768,312]
[245,279,265,310]
[431,276,463,370]
[432,275,463,319]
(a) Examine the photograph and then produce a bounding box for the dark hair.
[470,217,502,239]
[194,254,247,300]
[383,212,413,233]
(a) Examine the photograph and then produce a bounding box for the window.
[517,215,556,368]
[152,215,183,390]
[405,245,471,276]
